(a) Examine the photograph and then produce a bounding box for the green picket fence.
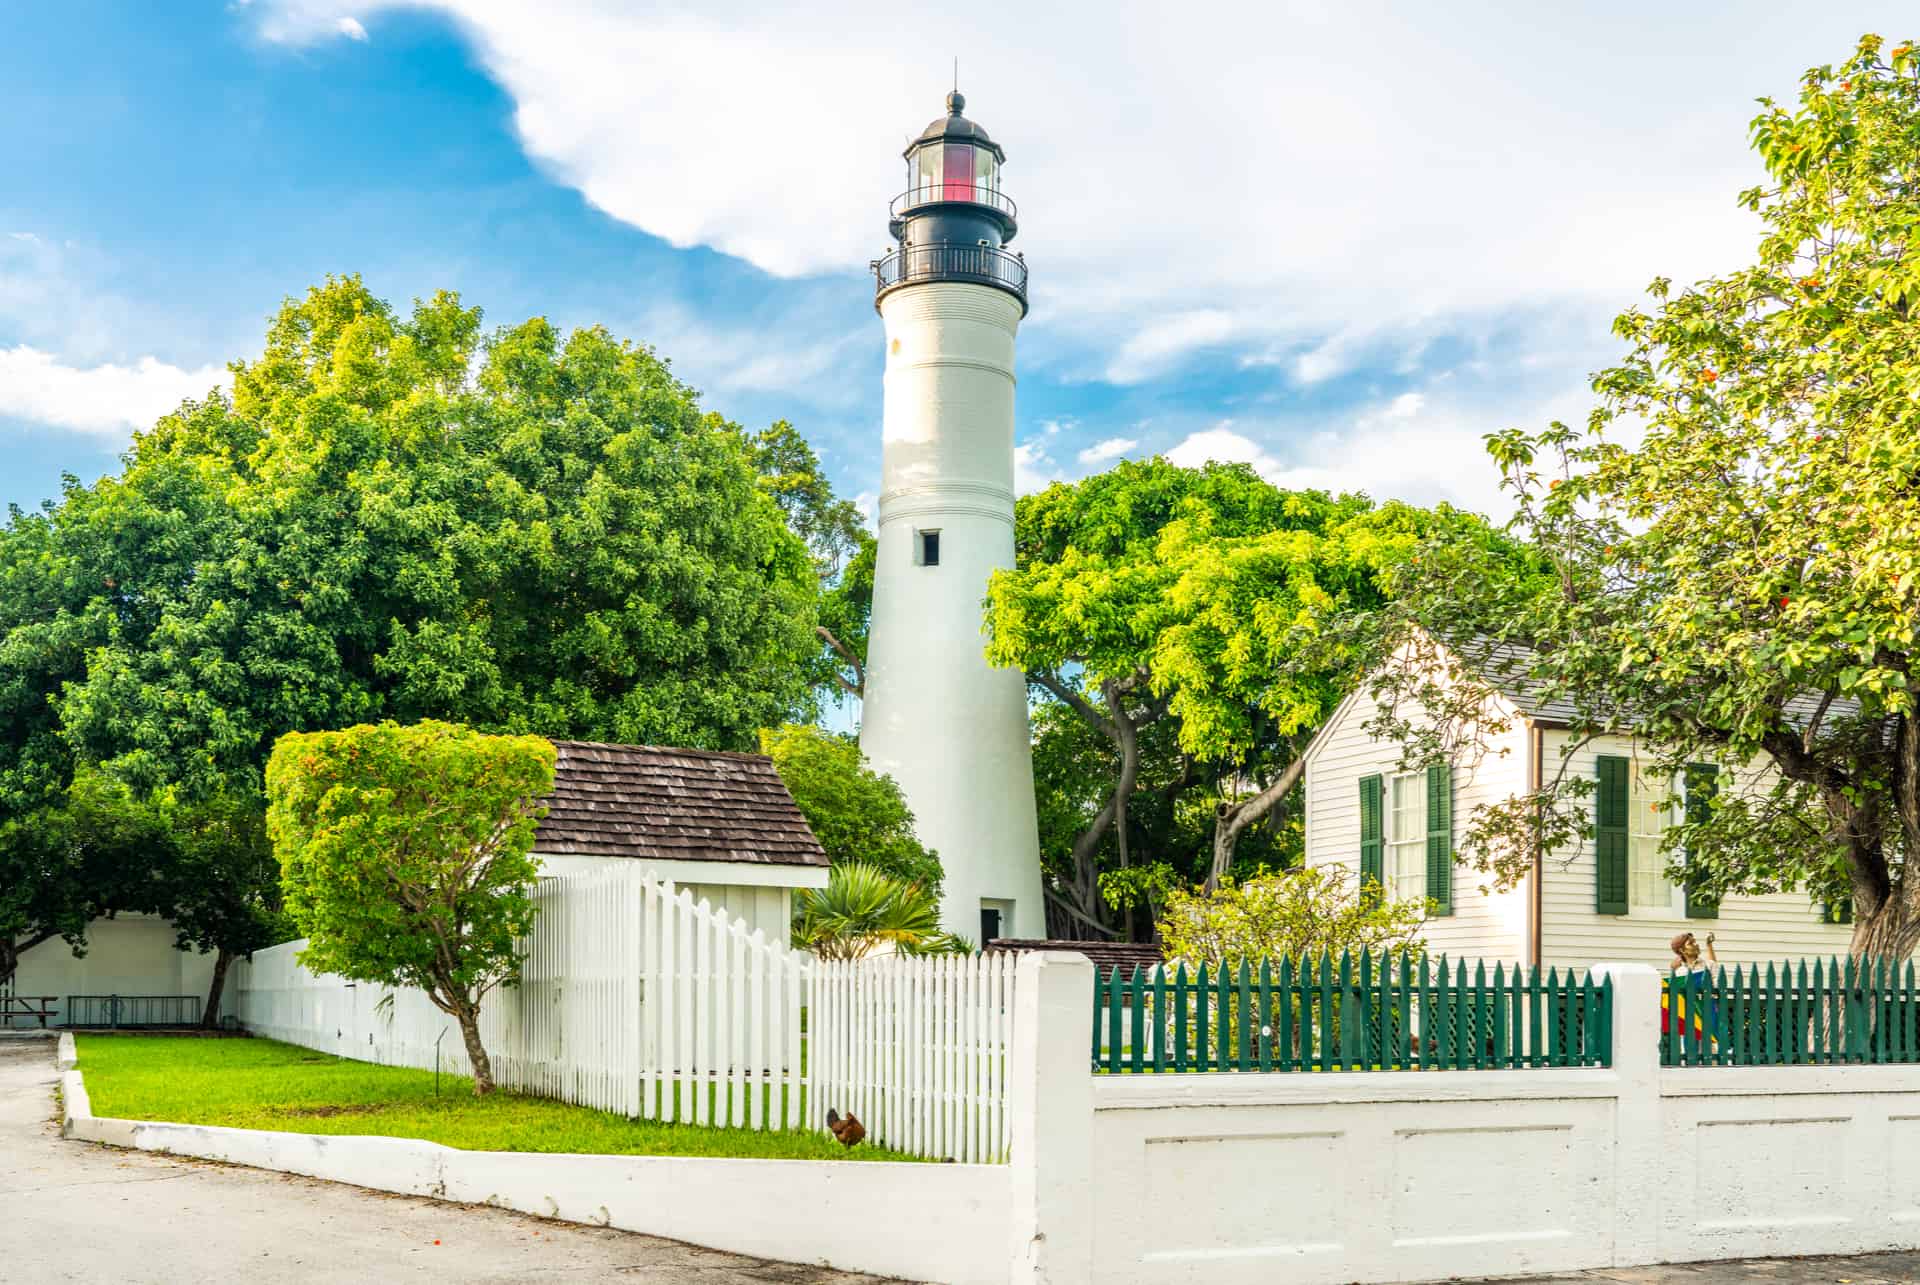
[1090,953,1612,1074]
[1663,957,1920,1067]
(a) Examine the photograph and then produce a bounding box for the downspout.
[1529,720,1544,969]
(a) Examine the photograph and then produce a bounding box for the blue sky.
[4,2,1913,520]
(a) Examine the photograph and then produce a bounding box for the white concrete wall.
[1302,684,1531,960]
[861,280,1046,942]
[5,914,226,1029]
[1020,962,1920,1283]
[1538,730,1856,970]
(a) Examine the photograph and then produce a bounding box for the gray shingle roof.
[1454,636,1861,731]
[533,740,827,868]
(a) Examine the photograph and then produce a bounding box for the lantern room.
[875,91,1027,314]
[888,91,1018,244]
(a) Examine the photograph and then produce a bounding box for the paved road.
[1496,1257,1920,1282]
[0,1035,893,1284]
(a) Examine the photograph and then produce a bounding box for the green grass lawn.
[76,1035,920,1162]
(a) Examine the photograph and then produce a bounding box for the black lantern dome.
[873,92,1027,314]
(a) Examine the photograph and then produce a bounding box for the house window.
[1628,764,1674,911]
[1387,771,1427,902]
[916,529,941,567]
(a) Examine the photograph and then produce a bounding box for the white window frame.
[1386,770,1427,904]
[1626,762,1688,918]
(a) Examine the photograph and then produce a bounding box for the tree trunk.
[0,940,15,992]
[200,948,232,1029]
[1206,755,1308,893]
[1849,903,1920,960]
[454,999,495,1096]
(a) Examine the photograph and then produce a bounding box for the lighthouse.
[861,92,1045,944]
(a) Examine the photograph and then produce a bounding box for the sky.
[3,3,1914,522]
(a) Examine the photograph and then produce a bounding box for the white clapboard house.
[3,739,828,1029]
[1301,638,1857,971]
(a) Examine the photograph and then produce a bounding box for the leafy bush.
[1157,866,1429,969]
[792,862,964,960]
[266,720,556,1094]
[760,724,942,892]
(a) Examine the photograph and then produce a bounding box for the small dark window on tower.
[918,530,941,566]
[979,906,1001,945]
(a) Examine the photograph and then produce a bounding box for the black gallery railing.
[872,243,1028,309]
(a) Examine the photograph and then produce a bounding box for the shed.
[532,740,830,942]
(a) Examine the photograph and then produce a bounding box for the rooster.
[826,1108,866,1148]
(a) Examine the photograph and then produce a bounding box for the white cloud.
[1076,436,1138,467]
[1104,310,1237,385]
[1164,423,1282,478]
[0,346,228,439]
[249,2,1915,359]
[336,15,368,39]
[627,304,866,404]
[1014,440,1063,496]
[1384,392,1425,419]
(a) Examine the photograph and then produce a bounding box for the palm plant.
[792,863,964,960]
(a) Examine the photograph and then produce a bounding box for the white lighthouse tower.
[861,92,1045,944]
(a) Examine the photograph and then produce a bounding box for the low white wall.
[1026,961,1920,1284]
[1088,1070,1619,1283]
[5,914,227,1028]
[61,1067,1008,1285]
[1658,1066,1920,1263]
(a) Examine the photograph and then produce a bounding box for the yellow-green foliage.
[1157,866,1429,969]
[266,720,555,999]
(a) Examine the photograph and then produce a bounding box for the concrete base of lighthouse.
[859,281,1046,944]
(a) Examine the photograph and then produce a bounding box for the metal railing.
[873,243,1028,311]
[1091,953,1613,1073]
[64,994,201,1028]
[889,184,1018,224]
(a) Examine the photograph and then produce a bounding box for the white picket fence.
[809,952,1019,1163]
[235,865,1019,1159]
[235,865,809,1131]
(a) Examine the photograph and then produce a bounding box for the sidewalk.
[1495,1252,1920,1282]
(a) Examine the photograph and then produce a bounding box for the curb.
[56,1059,997,1284]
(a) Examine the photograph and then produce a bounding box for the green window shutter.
[1358,774,1384,892]
[1425,762,1453,916]
[1594,755,1629,915]
[1683,763,1720,920]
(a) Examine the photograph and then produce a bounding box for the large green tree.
[1378,34,1920,957]
[267,721,555,1095]
[986,459,1494,937]
[48,278,817,795]
[0,275,836,1000]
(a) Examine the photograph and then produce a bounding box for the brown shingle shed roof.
[533,740,828,868]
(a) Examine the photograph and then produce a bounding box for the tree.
[265,721,556,1095]
[791,863,959,960]
[0,770,173,989]
[758,724,942,891]
[986,458,1490,936]
[39,276,817,803]
[0,276,835,994]
[1156,866,1429,969]
[1378,33,1920,958]
[745,420,874,703]
[158,790,290,1027]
